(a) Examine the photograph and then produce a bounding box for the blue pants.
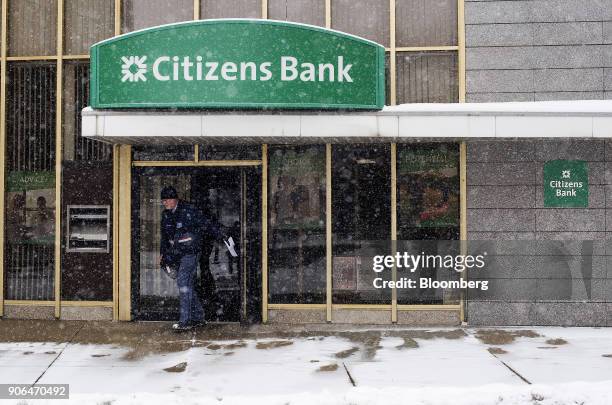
[176,254,204,325]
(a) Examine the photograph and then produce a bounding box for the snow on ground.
[60,381,612,405]
[0,326,611,404]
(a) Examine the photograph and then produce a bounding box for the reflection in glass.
[63,62,112,162]
[137,171,191,312]
[395,0,457,47]
[268,0,325,27]
[4,63,57,300]
[331,0,390,47]
[200,0,260,19]
[397,143,460,304]
[268,146,326,303]
[121,0,193,32]
[8,0,57,56]
[332,144,391,304]
[396,52,458,104]
[132,145,194,161]
[64,0,114,55]
[199,144,261,161]
[133,167,261,322]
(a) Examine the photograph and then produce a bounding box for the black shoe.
[172,322,193,333]
[191,320,207,328]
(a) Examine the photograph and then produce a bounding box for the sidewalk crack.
[488,352,532,385]
[32,323,86,386]
[466,328,532,385]
[342,362,357,387]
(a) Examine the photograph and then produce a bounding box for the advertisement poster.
[5,171,55,245]
[268,147,325,231]
[398,145,459,228]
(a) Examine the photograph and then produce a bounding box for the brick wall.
[466,139,612,326]
[465,0,612,102]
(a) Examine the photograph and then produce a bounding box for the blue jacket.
[160,200,222,264]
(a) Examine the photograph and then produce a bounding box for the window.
[64,0,114,55]
[332,145,391,304]
[5,63,57,300]
[199,145,261,161]
[268,146,326,303]
[200,0,260,19]
[268,0,325,27]
[8,0,57,56]
[397,143,459,240]
[395,0,457,47]
[122,0,193,33]
[331,0,389,47]
[63,61,112,162]
[132,145,195,161]
[396,143,460,305]
[396,52,458,104]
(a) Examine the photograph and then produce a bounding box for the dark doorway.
[131,166,261,323]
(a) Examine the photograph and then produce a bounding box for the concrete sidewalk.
[0,320,611,403]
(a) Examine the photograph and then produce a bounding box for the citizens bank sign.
[90,19,385,109]
[543,160,589,207]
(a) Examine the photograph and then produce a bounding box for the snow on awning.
[81,100,612,145]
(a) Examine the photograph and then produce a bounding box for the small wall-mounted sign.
[543,160,588,207]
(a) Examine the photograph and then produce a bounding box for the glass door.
[131,166,261,323]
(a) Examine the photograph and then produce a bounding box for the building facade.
[1,0,611,327]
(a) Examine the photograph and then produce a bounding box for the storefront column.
[117,145,132,321]
[54,0,65,319]
[261,144,268,323]
[390,0,399,322]
[458,0,466,102]
[459,142,467,323]
[194,0,200,19]
[391,143,397,323]
[111,6,120,330]
[325,144,332,322]
[459,0,468,323]
[389,0,397,106]
[0,0,6,318]
[112,145,119,320]
[459,0,468,321]
[114,0,121,36]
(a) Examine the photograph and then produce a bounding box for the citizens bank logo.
[562,170,571,179]
[121,56,147,82]
[117,55,353,83]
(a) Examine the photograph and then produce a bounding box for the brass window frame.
[266,141,464,323]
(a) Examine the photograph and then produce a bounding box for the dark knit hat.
[161,186,178,200]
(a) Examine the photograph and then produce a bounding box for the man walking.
[159,186,222,332]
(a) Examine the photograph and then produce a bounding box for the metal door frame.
[115,144,262,321]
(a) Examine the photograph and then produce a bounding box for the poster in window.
[269,147,325,232]
[6,171,55,244]
[398,145,459,228]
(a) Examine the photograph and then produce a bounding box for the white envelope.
[224,236,238,257]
